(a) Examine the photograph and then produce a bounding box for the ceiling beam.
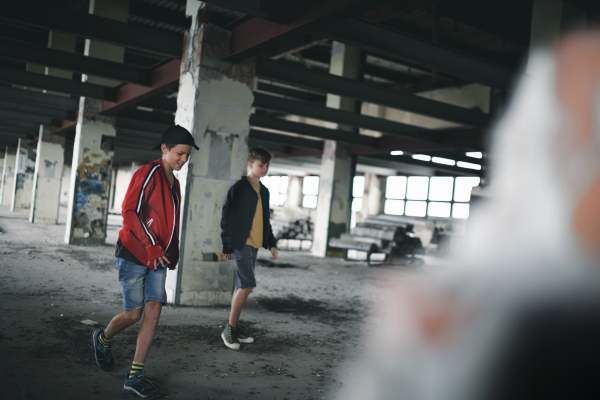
[1,3,184,58]
[257,81,326,104]
[250,114,376,146]
[249,129,325,150]
[0,86,79,110]
[0,38,151,85]
[224,0,388,63]
[0,100,76,121]
[253,92,436,142]
[101,59,181,115]
[319,17,515,89]
[0,67,116,100]
[0,109,52,125]
[360,153,482,176]
[256,57,490,127]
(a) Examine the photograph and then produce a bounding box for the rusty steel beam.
[224,0,387,63]
[101,60,181,115]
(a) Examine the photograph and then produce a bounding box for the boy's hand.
[152,255,170,269]
[224,253,233,260]
[269,247,278,260]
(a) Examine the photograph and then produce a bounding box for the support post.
[166,7,255,306]
[312,42,362,257]
[30,126,65,224]
[64,98,116,245]
[358,172,383,222]
[1,147,17,206]
[11,138,36,212]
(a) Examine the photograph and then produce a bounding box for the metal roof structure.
[0,0,596,175]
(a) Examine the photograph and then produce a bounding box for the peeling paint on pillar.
[166,12,255,306]
[65,97,115,246]
[0,147,17,207]
[30,126,66,224]
[11,138,36,212]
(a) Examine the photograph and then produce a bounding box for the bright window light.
[406,176,429,200]
[432,157,456,166]
[280,176,289,193]
[384,199,404,215]
[453,203,470,219]
[277,194,286,206]
[302,195,317,209]
[466,152,483,159]
[454,177,481,202]
[428,202,451,218]
[390,150,404,155]
[405,201,427,217]
[412,154,431,162]
[386,176,407,199]
[352,197,363,212]
[302,176,319,195]
[457,161,482,170]
[429,177,453,201]
[353,176,365,198]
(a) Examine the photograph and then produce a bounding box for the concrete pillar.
[166,6,255,306]
[312,42,362,257]
[11,138,36,212]
[30,126,65,224]
[64,0,124,244]
[1,148,17,206]
[64,98,116,245]
[286,175,303,208]
[358,173,383,222]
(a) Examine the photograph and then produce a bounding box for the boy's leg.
[93,258,146,372]
[222,246,257,348]
[229,287,253,327]
[133,300,162,363]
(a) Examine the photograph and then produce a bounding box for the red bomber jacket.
[119,159,181,270]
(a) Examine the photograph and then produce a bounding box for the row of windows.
[262,174,480,219]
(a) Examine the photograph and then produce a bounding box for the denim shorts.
[233,245,258,289]
[116,257,167,311]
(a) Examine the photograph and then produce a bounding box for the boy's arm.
[264,190,278,249]
[121,166,166,262]
[221,184,237,254]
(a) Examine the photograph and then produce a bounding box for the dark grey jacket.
[221,176,277,254]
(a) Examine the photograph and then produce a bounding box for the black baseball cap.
[152,125,199,150]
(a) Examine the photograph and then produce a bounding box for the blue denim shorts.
[116,257,167,311]
[233,245,258,289]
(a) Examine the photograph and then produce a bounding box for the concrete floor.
[0,205,443,400]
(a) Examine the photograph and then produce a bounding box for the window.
[260,175,288,206]
[302,176,319,209]
[384,175,479,219]
[352,176,365,212]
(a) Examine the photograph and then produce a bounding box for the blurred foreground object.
[338,31,600,400]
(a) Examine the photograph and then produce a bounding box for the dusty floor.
[0,205,443,400]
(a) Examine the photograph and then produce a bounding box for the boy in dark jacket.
[220,147,278,349]
[91,125,197,399]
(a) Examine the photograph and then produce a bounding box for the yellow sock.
[129,361,144,379]
[98,331,113,347]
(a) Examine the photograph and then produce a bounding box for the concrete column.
[11,138,36,212]
[1,148,17,206]
[286,175,303,208]
[64,98,116,245]
[312,42,362,257]
[166,8,255,306]
[64,0,124,244]
[30,126,65,224]
[358,173,383,222]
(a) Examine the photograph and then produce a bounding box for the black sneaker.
[235,326,254,344]
[123,370,161,399]
[92,328,114,372]
[221,324,240,350]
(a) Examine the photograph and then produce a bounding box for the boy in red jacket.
[91,125,196,399]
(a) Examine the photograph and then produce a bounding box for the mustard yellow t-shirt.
[246,184,263,248]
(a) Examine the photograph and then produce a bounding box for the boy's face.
[248,159,269,178]
[162,144,193,171]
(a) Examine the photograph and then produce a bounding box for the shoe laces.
[137,374,160,390]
